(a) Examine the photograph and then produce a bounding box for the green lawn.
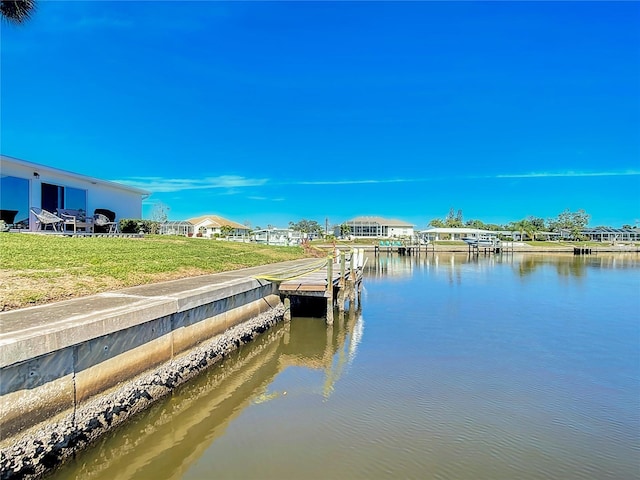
[1,234,307,311]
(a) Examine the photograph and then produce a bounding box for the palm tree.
[1,0,35,24]
[511,219,535,242]
[220,225,234,239]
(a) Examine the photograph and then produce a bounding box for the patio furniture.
[0,209,18,225]
[93,209,117,233]
[0,209,18,231]
[30,208,64,231]
[57,208,92,234]
[94,213,118,233]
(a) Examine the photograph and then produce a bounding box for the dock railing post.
[355,248,363,307]
[348,250,356,304]
[326,255,334,325]
[338,251,346,312]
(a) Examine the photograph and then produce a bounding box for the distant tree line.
[428,208,595,240]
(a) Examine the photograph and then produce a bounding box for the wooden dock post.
[326,256,334,325]
[284,296,291,322]
[356,248,363,307]
[348,250,356,304]
[338,251,346,312]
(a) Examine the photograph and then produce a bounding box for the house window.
[0,175,29,227]
[41,183,87,213]
[66,187,87,211]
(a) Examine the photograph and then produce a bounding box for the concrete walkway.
[0,259,320,368]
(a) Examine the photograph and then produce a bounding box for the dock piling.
[338,251,346,312]
[326,256,334,325]
[284,296,291,322]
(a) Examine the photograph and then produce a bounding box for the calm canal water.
[52,253,639,480]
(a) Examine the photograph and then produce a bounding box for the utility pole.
[325,217,329,238]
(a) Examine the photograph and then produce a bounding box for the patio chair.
[94,213,118,233]
[94,209,116,233]
[30,207,64,231]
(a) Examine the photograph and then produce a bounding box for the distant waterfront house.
[337,216,415,238]
[574,227,640,243]
[0,155,150,232]
[497,230,561,241]
[159,221,195,236]
[419,227,495,242]
[251,228,303,246]
[187,215,250,239]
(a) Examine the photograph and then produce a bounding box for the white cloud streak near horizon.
[493,170,640,179]
[112,175,268,192]
[114,170,640,193]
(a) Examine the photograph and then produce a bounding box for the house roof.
[346,216,415,227]
[1,155,150,196]
[187,215,249,230]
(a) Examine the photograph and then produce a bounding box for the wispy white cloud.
[112,175,268,193]
[293,178,415,185]
[279,170,640,185]
[493,170,640,179]
[114,169,639,194]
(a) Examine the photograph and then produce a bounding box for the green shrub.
[119,219,161,234]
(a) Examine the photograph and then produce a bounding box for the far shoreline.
[321,242,640,254]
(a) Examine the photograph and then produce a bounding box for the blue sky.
[2,1,639,228]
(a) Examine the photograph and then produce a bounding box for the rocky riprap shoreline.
[0,304,286,480]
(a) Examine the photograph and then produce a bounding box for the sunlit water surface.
[51,253,640,480]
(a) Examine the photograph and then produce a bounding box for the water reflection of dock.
[51,306,364,480]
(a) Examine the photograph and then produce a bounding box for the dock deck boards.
[278,266,357,297]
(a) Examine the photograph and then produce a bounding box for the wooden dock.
[277,249,365,325]
[373,243,433,255]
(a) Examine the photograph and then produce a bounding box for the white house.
[337,216,415,238]
[187,215,251,239]
[419,227,494,242]
[0,155,150,231]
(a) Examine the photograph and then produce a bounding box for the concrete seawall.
[0,260,318,480]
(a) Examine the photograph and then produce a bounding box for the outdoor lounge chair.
[93,213,118,233]
[30,207,64,231]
